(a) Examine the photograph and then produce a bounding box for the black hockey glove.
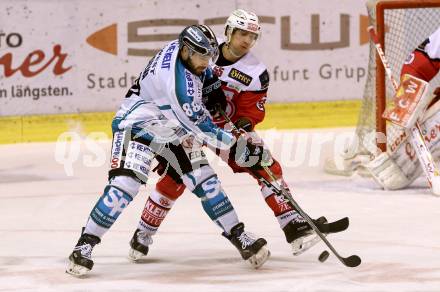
[234,117,253,132]
[232,133,273,169]
[202,75,227,117]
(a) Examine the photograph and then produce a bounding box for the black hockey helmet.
[179,24,219,62]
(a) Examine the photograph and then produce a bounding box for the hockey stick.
[217,107,361,267]
[368,26,440,196]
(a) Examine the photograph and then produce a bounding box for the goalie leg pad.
[364,152,415,190]
[364,99,440,190]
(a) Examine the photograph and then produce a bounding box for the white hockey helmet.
[224,9,261,44]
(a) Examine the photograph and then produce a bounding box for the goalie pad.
[365,99,440,190]
[382,74,430,129]
[324,151,372,177]
[364,152,415,190]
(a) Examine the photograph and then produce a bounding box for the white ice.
[1,128,439,292]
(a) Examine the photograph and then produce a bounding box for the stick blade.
[343,255,362,267]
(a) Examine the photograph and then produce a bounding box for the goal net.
[324,0,440,176]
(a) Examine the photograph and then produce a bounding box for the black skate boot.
[283,216,328,255]
[283,215,352,256]
[66,229,101,277]
[283,216,327,243]
[128,229,153,261]
[223,222,270,268]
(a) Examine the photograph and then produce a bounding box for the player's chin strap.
[225,43,244,59]
[216,106,361,268]
[368,26,440,196]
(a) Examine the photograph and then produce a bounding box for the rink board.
[0,100,361,144]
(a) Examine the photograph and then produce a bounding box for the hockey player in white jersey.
[66,24,270,277]
[365,26,440,191]
[128,9,348,263]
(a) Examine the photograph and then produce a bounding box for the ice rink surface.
[1,128,439,292]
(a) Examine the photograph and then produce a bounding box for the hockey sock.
[182,166,240,234]
[200,190,238,235]
[84,176,140,238]
[261,179,298,228]
[137,189,176,235]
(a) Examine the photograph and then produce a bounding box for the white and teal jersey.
[113,40,234,150]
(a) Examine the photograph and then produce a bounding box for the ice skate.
[128,229,153,261]
[283,216,349,256]
[223,222,270,269]
[66,231,101,277]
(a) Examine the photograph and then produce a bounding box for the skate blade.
[66,261,91,277]
[248,246,270,269]
[127,248,145,262]
[291,234,326,256]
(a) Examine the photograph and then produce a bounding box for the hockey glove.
[233,133,273,169]
[234,117,254,132]
[202,75,227,118]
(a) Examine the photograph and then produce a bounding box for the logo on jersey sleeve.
[213,65,224,77]
[256,96,267,111]
[404,53,415,65]
[185,70,195,96]
[228,68,252,86]
[259,69,270,90]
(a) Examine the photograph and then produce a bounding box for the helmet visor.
[183,36,219,62]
